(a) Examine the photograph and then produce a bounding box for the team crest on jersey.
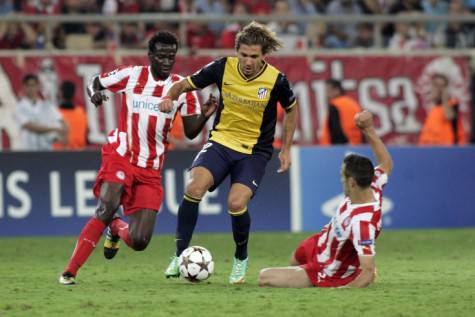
[257,87,268,100]
[116,171,125,180]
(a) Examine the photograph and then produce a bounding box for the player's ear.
[348,177,357,189]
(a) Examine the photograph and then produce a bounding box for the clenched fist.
[354,110,374,131]
[202,94,218,118]
[90,92,109,107]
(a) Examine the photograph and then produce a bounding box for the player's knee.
[129,233,151,251]
[185,180,207,200]
[227,197,247,215]
[98,193,120,212]
[95,201,117,224]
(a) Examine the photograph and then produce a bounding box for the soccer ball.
[179,246,214,282]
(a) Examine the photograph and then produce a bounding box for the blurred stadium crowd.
[1,0,475,50]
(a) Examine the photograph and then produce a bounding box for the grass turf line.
[0,229,474,317]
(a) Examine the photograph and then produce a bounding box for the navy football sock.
[231,211,251,260]
[175,194,200,256]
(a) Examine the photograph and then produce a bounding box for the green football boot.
[229,257,248,284]
[165,255,180,278]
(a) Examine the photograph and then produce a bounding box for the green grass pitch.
[1,229,474,317]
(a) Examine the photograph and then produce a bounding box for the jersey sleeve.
[276,73,297,113]
[187,57,226,89]
[98,66,133,93]
[351,220,377,256]
[372,167,388,190]
[178,90,201,117]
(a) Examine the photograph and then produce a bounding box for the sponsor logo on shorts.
[252,180,258,187]
[116,171,125,180]
[358,239,374,246]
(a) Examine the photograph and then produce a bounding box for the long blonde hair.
[235,21,284,55]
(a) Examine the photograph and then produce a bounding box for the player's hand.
[355,110,374,131]
[372,268,379,283]
[159,96,174,113]
[90,92,108,107]
[202,93,218,118]
[277,149,291,173]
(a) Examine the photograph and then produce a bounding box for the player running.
[59,31,217,285]
[159,22,298,284]
[259,111,393,288]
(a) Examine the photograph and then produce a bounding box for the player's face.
[325,83,337,101]
[431,77,447,101]
[148,43,177,80]
[23,79,40,99]
[237,44,266,78]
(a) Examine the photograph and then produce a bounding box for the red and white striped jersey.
[315,167,388,286]
[99,65,200,170]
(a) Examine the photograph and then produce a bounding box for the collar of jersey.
[348,200,378,208]
[236,61,268,82]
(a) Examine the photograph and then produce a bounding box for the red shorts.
[294,234,359,288]
[294,234,320,286]
[93,143,163,216]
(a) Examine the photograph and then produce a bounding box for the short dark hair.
[343,154,374,188]
[60,80,76,100]
[235,21,283,55]
[326,79,344,94]
[148,31,179,52]
[22,74,39,84]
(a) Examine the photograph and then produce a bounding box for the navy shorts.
[190,141,270,195]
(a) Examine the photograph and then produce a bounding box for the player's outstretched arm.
[87,76,108,107]
[347,255,376,288]
[355,111,393,176]
[159,79,196,113]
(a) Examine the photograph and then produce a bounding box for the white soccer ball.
[179,246,214,282]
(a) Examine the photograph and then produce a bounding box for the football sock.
[231,209,251,260]
[64,217,106,276]
[175,194,201,256]
[110,217,132,247]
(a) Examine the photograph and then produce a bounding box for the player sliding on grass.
[159,21,298,284]
[259,110,393,288]
[59,31,217,285]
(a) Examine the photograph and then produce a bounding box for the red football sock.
[110,218,132,247]
[64,217,106,276]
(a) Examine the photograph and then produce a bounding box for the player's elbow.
[383,158,394,176]
[184,128,198,140]
[172,79,191,96]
